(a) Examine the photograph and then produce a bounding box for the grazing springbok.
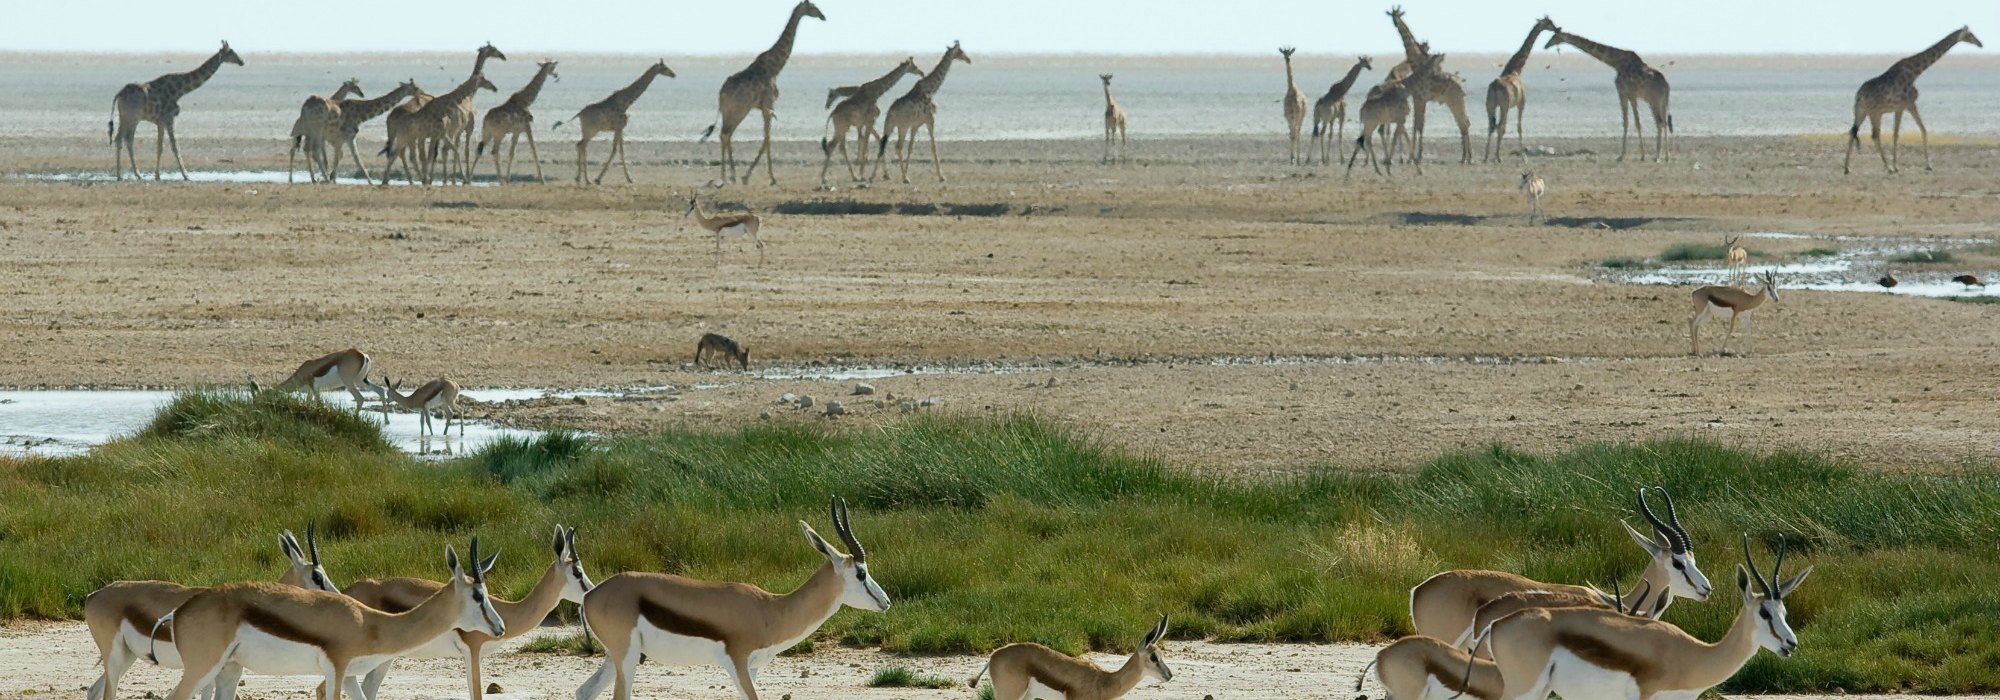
[685,196,765,266]
[378,374,463,438]
[574,497,889,700]
[968,615,1173,700]
[1689,270,1780,356]
[1519,172,1545,224]
[1409,488,1711,646]
[159,539,505,700]
[694,332,750,370]
[340,527,591,700]
[1477,534,1811,700]
[251,349,385,415]
[85,526,338,700]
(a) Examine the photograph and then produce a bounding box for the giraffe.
[1279,47,1308,165]
[108,41,243,181]
[1386,7,1473,166]
[1310,56,1372,165]
[441,43,508,184]
[399,72,498,185]
[1484,17,1560,162]
[474,60,560,184]
[1843,27,1983,174]
[817,56,925,186]
[287,78,363,184]
[1101,73,1128,164]
[1346,55,1439,178]
[553,60,676,185]
[378,44,503,185]
[325,80,421,184]
[704,0,826,186]
[1545,26,1674,163]
[872,41,973,184]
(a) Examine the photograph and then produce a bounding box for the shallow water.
[23,170,496,185]
[1615,234,1999,298]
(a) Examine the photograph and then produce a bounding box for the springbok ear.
[479,549,502,575]
[447,544,463,574]
[279,531,302,563]
[1778,565,1814,598]
[552,525,567,556]
[800,521,837,559]
[1622,520,1666,557]
[1735,564,1754,596]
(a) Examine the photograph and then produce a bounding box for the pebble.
[851,382,875,396]
[486,684,503,695]
[779,392,798,405]
[797,395,816,409]
[824,401,846,416]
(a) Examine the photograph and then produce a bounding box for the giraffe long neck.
[1501,25,1551,77]
[165,49,232,99]
[912,54,956,98]
[854,65,912,102]
[608,70,662,111]
[1283,57,1297,90]
[1329,61,1368,95]
[1888,30,1969,78]
[331,84,362,102]
[752,7,810,76]
[1103,82,1115,105]
[1557,33,1641,72]
[508,68,554,108]
[1391,15,1424,62]
[472,53,496,78]
[342,89,414,124]
[435,73,487,107]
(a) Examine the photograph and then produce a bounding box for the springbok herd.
[102,4,1979,186]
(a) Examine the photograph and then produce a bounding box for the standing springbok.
[1724,236,1748,285]
[1478,535,1811,700]
[85,527,338,700]
[1409,488,1711,646]
[159,539,505,700]
[378,375,462,438]
[250,349,385,416]
[340,527,591,700]
[1360,581,1665,700]
[968,615,1173,700]
[685,196,765,266]
[1519,172,1545,224]
[574,497,889,700]
[1690,270,1780,356]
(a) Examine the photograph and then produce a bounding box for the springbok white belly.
[1420,674,1459,700]
[719,223,749,237]
[1546,648,1640,700]
[392,631,468,661]
[228,624,331,676]
[119,621,183,668]
[632,620,728,668]
[1026,678,1065,699]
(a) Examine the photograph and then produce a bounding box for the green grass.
[4,393,2000,693]
[1798,247,1841,258]
[1947,296,2000,305]
[1888,249,1955,264]
[1598,256,1653,270]
[1661,241,1733,261]
[866,666,959,689]
[518,631,598,656]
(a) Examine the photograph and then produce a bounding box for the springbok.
[1361,580,1667,700]
[1409,488,1711,646]
[574,497,889,700]
[339,527,591,700]
[694,332,750,370]
[1477,534,1811,700]
[685,196,765,267]
[1724,236,1748,284]
[251,349,385,415]
[85,526,337,700]
[158,539,505,700]
[1689,270,1780,356]
[968,615,1172,700]
[1519,172,1545,224]
[378,374,463,438]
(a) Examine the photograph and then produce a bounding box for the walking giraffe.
[817,56,925,186]
[325,80,421,183]
[474,60,560,184]
[1387,7,1474,166]
[394,71,498,185]
[1485,17,1560,162]
[1843,27,1982,174]
[1101,73,1129,164]
[873,42,973,184]
[1279,47,1308,165]
[108,41,243,181]
[554,60,676,185]
[1346,55,1439,178]
[1545,26,1674,162]
[704,0,825,186]
[380,44,502,185]
[287,78,363,184]
[1310,56,1372,165]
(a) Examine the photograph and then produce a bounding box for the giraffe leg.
[1868,113,1890,173]
[1653,97,1670,163]
[166,123,189,181]
[1908,103,1933,171]
[1617,94,1631,163]
[926,119,945,183]
[154,123,166,181]
[1890,110,1904,173]
[1842,115,1864,175]
[1516,102,1526,156]
[719,125,735,184]
[616,129,634,184]
[526,129,546,184]
[575,133,590,185]
[759,110,778,185]
[595,131,618,184]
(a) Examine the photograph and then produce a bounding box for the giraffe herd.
[100,7,1980,186]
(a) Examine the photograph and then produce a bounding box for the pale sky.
[2,1,1994,55]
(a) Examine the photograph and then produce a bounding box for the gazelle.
[575,497,889,700]
[685,196,765,267]
[1724,236,1748,285]
[251,349,385,415]
[1519,172,1545,224]
[968,615,1173,700]
[159,538,505,700]
[694,332,750,370]
[1479,534,1811,700]
[1410,488,1710,646]
[85,526,338,700]
[1360,580,1667,700]
[378,374,463,438]
[339,527,592,700]
[1689,270,1780,357]
[1465,579,1669,660]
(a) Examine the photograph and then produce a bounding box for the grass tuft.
[1598,256,1653,270]
[477,430,593,484]
[518,631,599,656]
[1660,241,1733,261]
[1798,247,1840,258]
[139,389,389,452]
[866,666,958,689]
[1887,249,1954,264]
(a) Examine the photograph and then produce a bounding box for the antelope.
[1409,488,1710,646]
[1689,270,1780,356]
[250,349,385,415]
[1724,236,1748,285]
[685,196,765,267]
[1519,172,1545,224]
[378,374,463,438]
[1359,582,1664,700]
[158,539,505,700]
[574,497,889,700]
[85,526,337,700]
[1477,534,1811,700]
[968,615,1173,700]
[694,332,750,370]
[339,527,592,700]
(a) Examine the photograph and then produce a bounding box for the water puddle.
[0,389,541,459]
[21,171,495,186]
[1607,233,1999,298]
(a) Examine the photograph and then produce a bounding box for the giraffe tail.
[698,122,717,143]
[877,130,891,160]
[1668,114,1675,133]
[551,111,581,131]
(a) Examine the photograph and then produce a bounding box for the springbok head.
[1738,533,1812,658]
[1760,271,1780,301]
[1621,487,1713,601]
[446,537,507,637]
[548,525,594,603]
[278,521,339,594]
[799,496,890,612]
[1136,615,1174,682]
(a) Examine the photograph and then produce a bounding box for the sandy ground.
[0,621,1967,700]
[4,134,2000,470]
